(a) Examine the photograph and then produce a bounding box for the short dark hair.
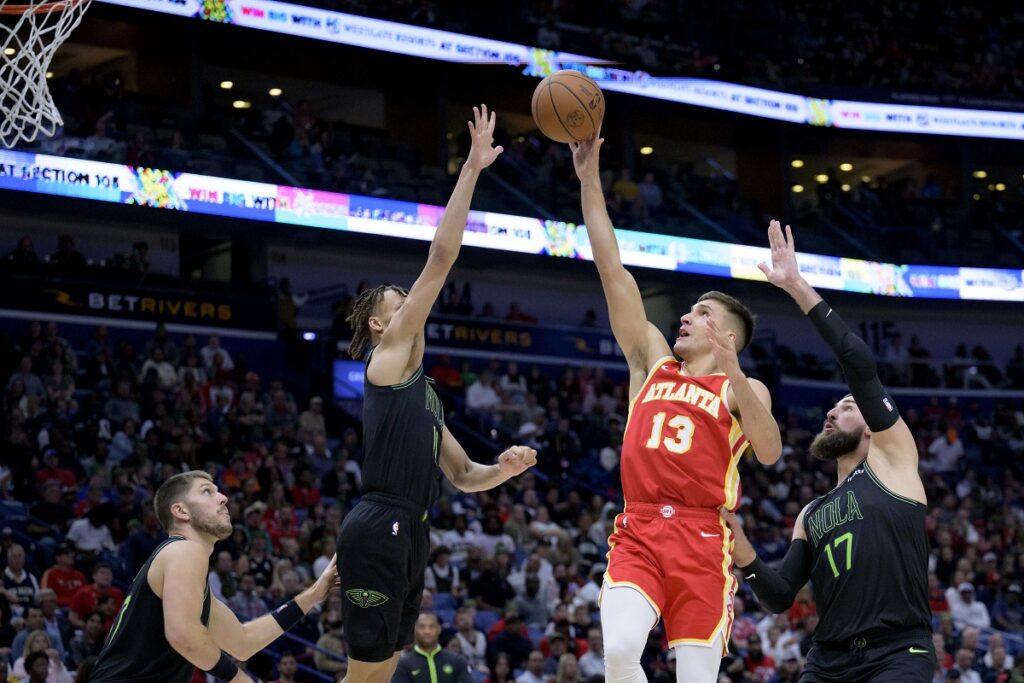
[697,291,756,352]
[24,651,48,672]
[154,470,213,531]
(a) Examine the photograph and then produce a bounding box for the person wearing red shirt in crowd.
[73,478,107,519]
[40,545,86,609]
[36,451,76,491]
[787,586,816,624]
[429,355,463,391]
[743,633,777,682]
[69,563,123,629]
[289,470,321,509]
[265,504,300,550]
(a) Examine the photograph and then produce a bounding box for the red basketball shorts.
[602,502,736,651]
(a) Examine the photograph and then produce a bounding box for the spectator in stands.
[991,583,1024,632]
[29,481,71,541]
[952,582,991,630]
[554,653,579,683]
[4,544,40,611]
[8,356,44,398]
[208,549,237,601]
[637,172,663,218]
[429,355,463,391]
[490,610,533,671]
[272,651,299,683]
[68,610,105,668]
[49,235,86,272]
[228,572,267,621]
[103,380,139,426]
[139,347,177,390]
[611,169,641,218]
[577,309,598,328]
[200,334,235,373]
[314,611,346,676]
[466,370,504,430]
[68,563,123,629]
[39,546,84,610]
[578,626,604,678]
[452,608,487,672]
[1007,346,1024,389]
[925,428,964,474]
[12,630,71,683]
[11,606,64,663]
[424,546,461,595]
[9,236,37,265]
[505,302,538,324]
[36,452,76,491]
[952,648,982,683]
[36,590,71,657]
[298,395,326,444]
[517,650,547,683]
[65,505,116,557]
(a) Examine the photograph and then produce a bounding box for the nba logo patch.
[883,397,893,412]
[392,521,400,536]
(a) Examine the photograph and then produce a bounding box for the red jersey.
[621,358,749,510]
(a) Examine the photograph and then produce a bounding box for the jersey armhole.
[864,461,923,507]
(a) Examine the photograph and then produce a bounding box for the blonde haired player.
[571,134,782,682]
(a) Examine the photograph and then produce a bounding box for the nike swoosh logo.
[908,647,929,654]
[745,573,757,580]
[700,531,721,538]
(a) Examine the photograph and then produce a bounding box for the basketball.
[531,70,605,144]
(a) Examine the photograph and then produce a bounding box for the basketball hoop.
[0,0,92,148]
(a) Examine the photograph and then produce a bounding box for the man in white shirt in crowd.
[452,608,487,673]
[951,583,991,630]
[200,334,235,372]
[465,369,503,429]
[515,650,547,683]
[926,429,964,473]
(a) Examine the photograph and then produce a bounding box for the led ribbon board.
[96,0,1024,140]
[2,149,1021,301]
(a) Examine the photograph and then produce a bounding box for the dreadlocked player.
[338,105,537,683]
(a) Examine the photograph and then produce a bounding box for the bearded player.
[722,221,934,682]
[571,135,781,683]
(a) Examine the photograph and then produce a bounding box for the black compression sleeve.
[737,540,812,614]
[806,300,900,432]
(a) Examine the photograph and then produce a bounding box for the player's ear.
[171,500,189,522]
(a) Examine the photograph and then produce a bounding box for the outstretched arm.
[722,506,811,614]
[571,136,671,385]
[370,105,504,385]
[438,425,536,493]
[207,555,338,662]
[758,220,915,467]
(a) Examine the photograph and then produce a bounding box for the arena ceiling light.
[973,170,988,179]
[861,175,871,183]
[3,47,15,56]
[220,80,234,90]
[792,184,804,193]
[232,100,251,109]
[841,184,851,191]
[996,183,1006,191]
[790,160,804,168]
[815,174,829,183]
[839,163,853,172]
[639,146,653,155]
[268,88,283,97]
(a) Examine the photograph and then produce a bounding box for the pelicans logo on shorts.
[346,589,389,608]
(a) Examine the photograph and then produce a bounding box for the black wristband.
[271,599,304,631]
[206,651,238,682]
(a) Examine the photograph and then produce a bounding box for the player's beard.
[809,425,865,461]
[192,507,233,540]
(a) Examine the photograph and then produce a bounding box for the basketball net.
[0,0,91,148]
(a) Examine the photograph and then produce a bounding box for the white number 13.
[644,412,695,454]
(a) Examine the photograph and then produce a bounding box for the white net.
[0,0,91,148]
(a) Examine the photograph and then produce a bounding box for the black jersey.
[90,536,211,683]
[802,459,931,644]
[361,358,445,510]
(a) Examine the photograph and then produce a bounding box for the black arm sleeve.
[736,540,812,614]
[806,300,900,432]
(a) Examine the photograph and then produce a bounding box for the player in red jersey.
[571,134,782,682]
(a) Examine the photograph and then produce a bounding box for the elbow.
[753,441,783,466]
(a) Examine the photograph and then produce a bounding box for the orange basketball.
[531,70,605,144]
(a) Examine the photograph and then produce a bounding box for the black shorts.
[337,493,430,663]
[802,629,936,683]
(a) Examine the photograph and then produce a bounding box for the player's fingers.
[785,224,795,249]
[757,262,771,277]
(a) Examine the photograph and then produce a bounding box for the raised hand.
[570,130,603,182]
[465,104,504,171]
[310,554,339,602]
[706,316,744,382]
[497,445,538,477]
[757,219,803,290]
